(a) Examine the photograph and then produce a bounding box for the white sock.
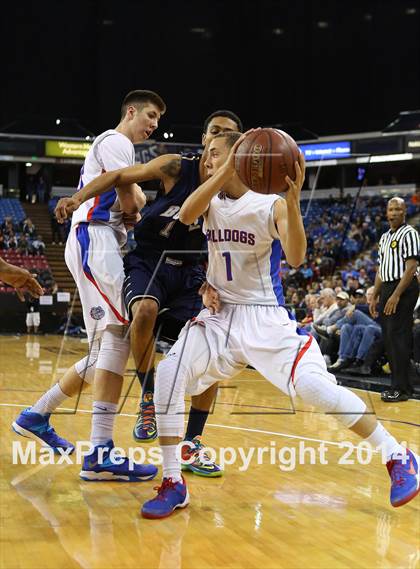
[365,422,405,461]
[31,383,68,416]
[161,445,182,482]
[90,401,118,447]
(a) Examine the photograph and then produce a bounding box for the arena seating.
[0,198,26,225]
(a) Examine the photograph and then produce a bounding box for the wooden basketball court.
[1,334,419,569]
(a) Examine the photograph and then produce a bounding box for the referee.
[371,197,420,402]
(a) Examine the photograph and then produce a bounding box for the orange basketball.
[234,128,301,193]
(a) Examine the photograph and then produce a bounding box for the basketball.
[234,128,301,193]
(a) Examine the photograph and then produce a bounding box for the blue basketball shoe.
[133,392,158,443]
[12,407,75,454]
[80,440,158,482]
[181,436,223,477]
[387,449,420,507]
[141,476,189,519]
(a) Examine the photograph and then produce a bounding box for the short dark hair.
[213,131,242,148]
[121,90,166,119]
[203,110,243,134]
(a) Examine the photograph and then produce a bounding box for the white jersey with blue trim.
[71,129,135,245]
[204,191,285,305]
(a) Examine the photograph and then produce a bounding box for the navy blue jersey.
[133,153,207,263]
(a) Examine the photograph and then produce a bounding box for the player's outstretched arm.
[0,258,44,299]
[179,134,248,225]
[179,165,233,225]
[274,153,307,268]
[116,183,146,215]
[55,154,181,221]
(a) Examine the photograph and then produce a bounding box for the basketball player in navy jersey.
[57,110,243,477]
[137,131,419,518]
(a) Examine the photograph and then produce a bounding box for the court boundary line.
[1,402,418,449]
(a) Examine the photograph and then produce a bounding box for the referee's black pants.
[379,278,419,394]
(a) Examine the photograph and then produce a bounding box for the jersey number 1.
[222,252,233,281]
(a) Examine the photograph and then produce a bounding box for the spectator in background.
[6,232,18,249]
[290,290,306,321]
[38,268,57,294]
[31,235,45,256]
[349,288,369,314]
[17,234,30,256]
[37,176,47,204]
[51,216,65,245]
[346,276,360,296]
[327,287,381,372]
[2,217,15,237]
[307,288,339,347]
[300,262,313,284]
[48,198,69,244]
[312,288,337,325]
[313,291,351,362]
[22,218,36,239]
[358,268,369,287]
[298,294,319,327]
[25,294,41,334]
[26,175,36,203]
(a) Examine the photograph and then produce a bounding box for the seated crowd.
[0,215,57,295]
[284,274,420,379]
[0,216,45,256]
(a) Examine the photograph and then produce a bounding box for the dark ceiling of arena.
[2,0,420,140]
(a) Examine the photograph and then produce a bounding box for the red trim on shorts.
[290,335,313,385]
[86,169,107,221]
[83,270,129,325]
[87,196,100,221]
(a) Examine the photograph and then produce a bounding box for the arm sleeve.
[98,134,135,172]
[402,228,420,261]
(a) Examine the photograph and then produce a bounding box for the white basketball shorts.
[26,312,40,328]
[170,304,336,397]
[65,223,129,340]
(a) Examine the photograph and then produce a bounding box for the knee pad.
[74,337,100,384]
[96,325,130,377]
[295,373,366,428]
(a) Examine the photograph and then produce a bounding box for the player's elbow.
[286,254,305,268]
[178,208,193,225]
[114,171,126,187]
[135,190,146,211]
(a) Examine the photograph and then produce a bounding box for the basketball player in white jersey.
[140,131,420,517]
[13,90,165,481]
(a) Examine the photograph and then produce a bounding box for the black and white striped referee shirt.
[378,223,420,282]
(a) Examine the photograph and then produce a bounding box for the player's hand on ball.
[55,196,82,223]
[199,281,221,314]
[225,129,260,175]
[285,151,305,200]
